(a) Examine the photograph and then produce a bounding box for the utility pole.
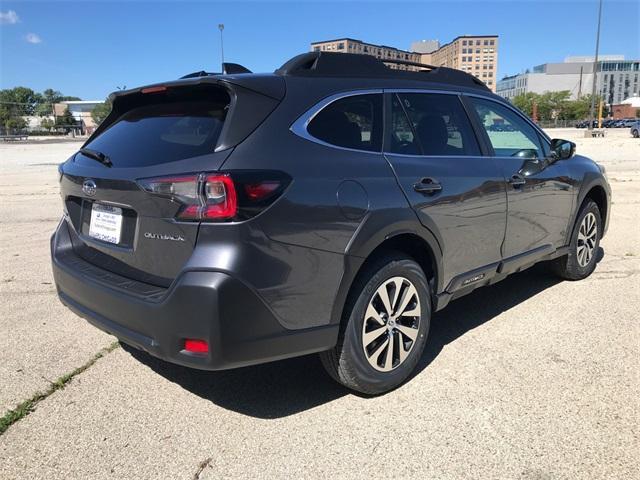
[218,24,225,73]
[588,0,603,130]
[578,66,583,99]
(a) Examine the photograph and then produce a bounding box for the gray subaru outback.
[51,52,611,394]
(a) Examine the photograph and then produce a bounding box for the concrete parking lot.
[0,129,638,479]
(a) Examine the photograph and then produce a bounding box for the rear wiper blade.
[79,148,112,167]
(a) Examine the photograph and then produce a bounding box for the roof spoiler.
[180,62,252,79]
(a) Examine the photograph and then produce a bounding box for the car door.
[383,91,507,292]
[464,96,574,262]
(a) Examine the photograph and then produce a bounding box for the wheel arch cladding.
[334,233,440,328]
[583,185,608,229]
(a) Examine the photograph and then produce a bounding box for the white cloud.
[0,10,20,24]
[25,33,42,44]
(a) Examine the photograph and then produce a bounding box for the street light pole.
[588,0,603,130]
[218,24,225,74]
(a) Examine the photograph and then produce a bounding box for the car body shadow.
[122,345,348,419]
[124,251,603,418]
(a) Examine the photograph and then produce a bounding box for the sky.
[1,0,638,100]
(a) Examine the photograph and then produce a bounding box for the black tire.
[320,253,431,395]
[632,129,639,138]
[550,199,602,280]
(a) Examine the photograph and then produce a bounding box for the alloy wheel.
[577,212,598,267]
[361,276,421,372]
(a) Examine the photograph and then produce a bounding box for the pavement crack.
[0,341,120,436]
[192,457,213,480]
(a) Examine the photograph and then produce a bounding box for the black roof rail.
[381,58,437,70]
[275,52,490,92]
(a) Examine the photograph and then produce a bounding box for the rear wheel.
[632,129,639,138]
[320,254,431,394]
[551,199,601,280]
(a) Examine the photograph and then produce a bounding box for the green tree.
[566,94,608,120]
[5,116,27,131]
[538,91,571,121]
[35,89,81,116]
[91,100,111,125]
[55,107,76,126]
[40,118,54,131]
[512,92,540,117]
[0,87,40,115]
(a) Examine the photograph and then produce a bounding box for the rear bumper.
[51,219,338,370]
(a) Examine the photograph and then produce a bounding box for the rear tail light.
[184,339,209,354]
[138,171,289,222]
[202,175,237,219]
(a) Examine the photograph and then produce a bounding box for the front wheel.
[551,199,602,280]
[320,253,431,395]
[632,129,639,138]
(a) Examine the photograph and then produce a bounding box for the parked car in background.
[611,118,635,128]
[631,121,640,138]
[575,119,599,129]
[51,52,611,394]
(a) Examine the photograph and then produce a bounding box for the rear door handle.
[413,177,442,195]
[509,174,526,187]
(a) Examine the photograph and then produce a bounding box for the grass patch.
[0,341,119,436]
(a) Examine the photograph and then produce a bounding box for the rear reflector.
[184,339,209,354]
[244,181,281,201]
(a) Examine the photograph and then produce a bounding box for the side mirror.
[550,138,576,161]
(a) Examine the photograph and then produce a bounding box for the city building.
[417,35,499,91]
[611,95,640,119]
[53,100,103,134]
[310,35,500,92]
[310,38,422,71]
[497,56,640,105]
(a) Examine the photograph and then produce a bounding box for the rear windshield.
[78,95,229,167]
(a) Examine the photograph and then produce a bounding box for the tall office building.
[419,36,499,91]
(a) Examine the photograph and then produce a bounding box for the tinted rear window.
[78,95,229,167]
[307,94,383,152]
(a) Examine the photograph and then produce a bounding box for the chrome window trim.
[384,152,486,159]
[385,88,461,96]
[289,87,545,157]
[289,89,384,155]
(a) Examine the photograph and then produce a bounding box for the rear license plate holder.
[89,203,123,244]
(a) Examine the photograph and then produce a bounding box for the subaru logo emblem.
[82,179,97,197]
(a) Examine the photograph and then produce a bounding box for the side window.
[469,97,543,157]
[307,94,382,152]
[389,95,420,155]
[395,93,481,156]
